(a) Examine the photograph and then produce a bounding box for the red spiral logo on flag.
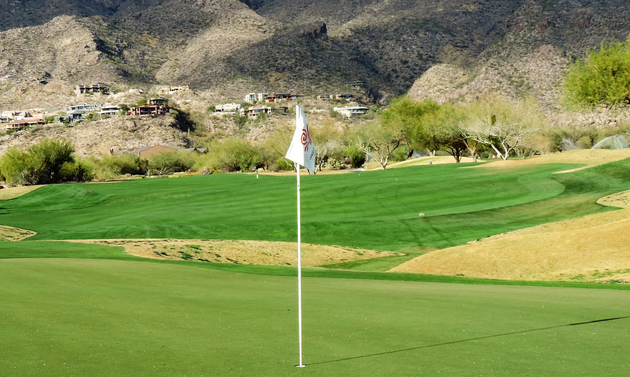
[301,124,312,151]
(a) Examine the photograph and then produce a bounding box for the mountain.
[0,0,629,106]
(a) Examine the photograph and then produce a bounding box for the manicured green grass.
[2,160,630,375]
[1,259,629,376]
[2,160,629,251]
[0,240,136,260]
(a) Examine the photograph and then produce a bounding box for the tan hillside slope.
[391,191,630,283]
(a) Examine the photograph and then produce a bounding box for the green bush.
[148,152,196,175]
[0,139,88,185]
[565,35,630,107]
[0,147,29,184]
[346,145,366,168]
[200,138,260,172]
[276,157,294,171]
[60,161,94,182]
[87,154,149,180]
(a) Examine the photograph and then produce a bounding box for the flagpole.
[295,161,305,368]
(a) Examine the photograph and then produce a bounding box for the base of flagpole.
[296,364,306,368]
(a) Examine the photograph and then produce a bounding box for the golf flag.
[286,104,316,173]
[285,103,315,368]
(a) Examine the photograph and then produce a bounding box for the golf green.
[1,259,629,376]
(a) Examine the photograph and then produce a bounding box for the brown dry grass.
[0,225,36,241]
[477,149,630,171]
[69,239,395,267]
[597,190,630,209]
[0,185,41,200]
[390,206,630,283]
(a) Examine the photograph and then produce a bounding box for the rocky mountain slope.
[0,115,189,157]
[1,0,628,105]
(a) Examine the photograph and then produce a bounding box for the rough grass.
[0,185,42,200]
[479,148,630,170]
[392,205,630,282]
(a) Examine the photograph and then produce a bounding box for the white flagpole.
[295,162,305,368]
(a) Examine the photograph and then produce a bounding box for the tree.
[424,103,468,162]
[257,125,293,171]
[310,120,345,171]
[462,96,545,160]
[353,120,404,170]
[379,97,441,154]
[565,35,630,107]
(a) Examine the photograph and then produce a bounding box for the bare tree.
[311,120,345,171]
[462,96,545,160]
[353,120,404,170]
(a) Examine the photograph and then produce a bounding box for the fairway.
[1,259,629,377]
[2,158,630,253]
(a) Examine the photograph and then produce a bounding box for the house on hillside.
[158,85,190,95]
[333,106,369,117]
[67,103,102,120]
[76,83,110,95]
[213,103,242,116]
[6,118,45,131]
[240,106,272,118]
[99,105,121,116]
[244,93,257,103]
[240,105,288,118]
[0,111,17,122]
[128,98,169,117]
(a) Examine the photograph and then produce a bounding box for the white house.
[333,106,369,117]
[99,105,121,116]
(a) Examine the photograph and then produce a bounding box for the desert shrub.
[148,151,196,175]
[345,145,366,168]
[88,154,149,180]
[0,147,29,184]
[200,138,260,172]
[0,139,87,185]
[565,35,630,107]
[391,145,409,162]
[275,157,294,171]
[59,161,94,182]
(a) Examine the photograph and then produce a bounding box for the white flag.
[286,104,316,172]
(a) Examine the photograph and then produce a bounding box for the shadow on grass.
[308,316,630,366]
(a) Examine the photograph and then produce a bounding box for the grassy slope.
[2,160,626,254]
[1,258,629,377]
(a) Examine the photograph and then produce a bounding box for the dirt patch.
[0,185,42,201]
[597,190,630,209]
[390,207,630,283]
[68,239,395,267]
[0,225,37,241]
